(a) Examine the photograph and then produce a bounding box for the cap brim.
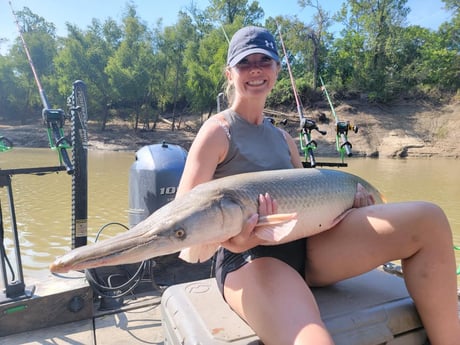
[228,48,279,67]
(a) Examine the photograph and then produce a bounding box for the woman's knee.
[412,201,451,238]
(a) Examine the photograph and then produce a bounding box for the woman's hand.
[353,183,375,208]
[221,193,277,253]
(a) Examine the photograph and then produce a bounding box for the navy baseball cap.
[227,26,279,67]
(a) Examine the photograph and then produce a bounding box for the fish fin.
[179,244,219,263]
[254,213,298,242]
[331,209,354,227]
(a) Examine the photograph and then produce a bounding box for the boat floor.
[1,253,212,344]
[2,288,164,345]
[2,267,460,345]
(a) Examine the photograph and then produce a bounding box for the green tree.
[105,4,155,130]
[438,0,460,91]
[184,24,228,116]
[159,12,197,130]
[206,0,264,25]
[336,0,410,100]
[297,0,334,90]
[54,18,122,130]
[0,55,24,122]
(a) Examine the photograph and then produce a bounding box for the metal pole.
[70,81,88,248]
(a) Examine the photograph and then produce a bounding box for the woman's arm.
[279,128,303,168]
[176,118,229,197]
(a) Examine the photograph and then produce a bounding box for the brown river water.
[1,148,459,285]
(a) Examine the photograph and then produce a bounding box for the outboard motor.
[129,142,187,227]
[128,142,213,286]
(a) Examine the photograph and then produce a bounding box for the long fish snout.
[49,260,66,273]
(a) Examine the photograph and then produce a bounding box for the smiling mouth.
[247,80,266,86]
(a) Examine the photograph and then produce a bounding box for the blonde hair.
[224,80,235,106]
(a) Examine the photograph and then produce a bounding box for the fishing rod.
[275,22,326,168]
[319,75,358,162]
[9,1,73,173]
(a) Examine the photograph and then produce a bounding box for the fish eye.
[174,228,186,239]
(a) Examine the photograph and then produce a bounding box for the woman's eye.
[236,57,273,69]
[237,60,250,67]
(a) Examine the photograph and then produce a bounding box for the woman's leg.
[224,257,334,345]
[306,201,460,345]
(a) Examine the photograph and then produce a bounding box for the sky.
[0,0,453,54]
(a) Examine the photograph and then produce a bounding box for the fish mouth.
[50,250,126,273]
[49,234,159,273]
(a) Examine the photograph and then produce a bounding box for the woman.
[176,26,460,345]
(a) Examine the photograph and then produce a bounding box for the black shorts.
[214,238,307,296]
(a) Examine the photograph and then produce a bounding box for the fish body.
[50,168,383,273]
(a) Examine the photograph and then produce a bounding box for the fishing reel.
[265,116,288,126]
[42,108,67,128]
[336,121,358,158]
[336,121,358,135]
[301,118,327,136]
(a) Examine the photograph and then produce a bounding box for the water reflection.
[1,149,459,283]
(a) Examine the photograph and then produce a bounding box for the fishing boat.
[0,142,430,345]
[0,6,443,342]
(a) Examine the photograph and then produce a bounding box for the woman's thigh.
[305,201,448,286]
[224,257,333,345]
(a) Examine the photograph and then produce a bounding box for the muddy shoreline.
[1,100,459,158]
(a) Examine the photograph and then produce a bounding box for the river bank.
[1,99,459,158]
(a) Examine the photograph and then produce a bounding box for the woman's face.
[226,53,280,100]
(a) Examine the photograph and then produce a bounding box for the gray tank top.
[214,109,293,179]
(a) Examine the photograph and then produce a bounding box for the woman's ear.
[225,67,232,81]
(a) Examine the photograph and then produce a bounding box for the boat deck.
[2,267,460,345]
[0,253,212,344]
[2,286,164,345]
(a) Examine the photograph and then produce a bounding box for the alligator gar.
[50,168,383,273]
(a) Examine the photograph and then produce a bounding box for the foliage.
[1,0,458,129]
